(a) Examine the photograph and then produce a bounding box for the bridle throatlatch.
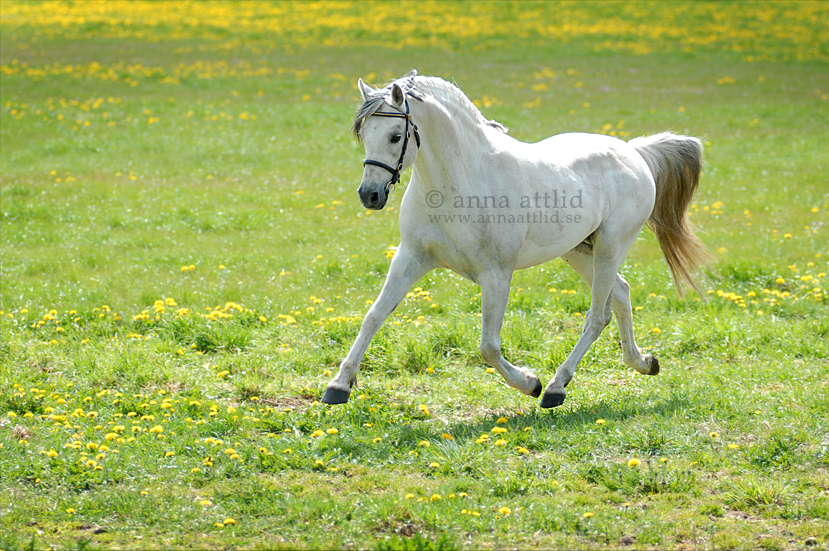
[362,97,421,195]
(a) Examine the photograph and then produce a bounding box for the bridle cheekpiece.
[362,97,420,195]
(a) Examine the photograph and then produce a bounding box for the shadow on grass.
[441,390,692,438]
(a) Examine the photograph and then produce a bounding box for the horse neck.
[410,93,495,194]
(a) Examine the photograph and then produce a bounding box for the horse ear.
[358,78,373,100]
[391,83,405,107]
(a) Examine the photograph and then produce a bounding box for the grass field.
[1,1,828,549]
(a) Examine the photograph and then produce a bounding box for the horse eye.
[390,134,402,144]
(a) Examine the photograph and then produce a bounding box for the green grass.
[1,1,828,549]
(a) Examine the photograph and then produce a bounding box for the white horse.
[322,71,710,408]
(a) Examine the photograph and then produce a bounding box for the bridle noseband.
[362,97,421,194]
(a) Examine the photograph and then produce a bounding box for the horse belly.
[508,174,600,269]
[515,214,596,269]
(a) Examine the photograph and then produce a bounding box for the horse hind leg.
[560,246,658,376]
[613,274,659,376]
[478,271,543,398]
[541,264,615,407]
[540,233,641,408]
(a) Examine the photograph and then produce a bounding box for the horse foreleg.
[321,246,432,404]
[479,271,543,398]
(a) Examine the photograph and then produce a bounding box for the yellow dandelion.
[627,458,640,468]
[498,506,511,516]
[311,430,324,437]
[223,518,236,525]
[326,428,338,435]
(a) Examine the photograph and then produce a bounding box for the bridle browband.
[362,97,421,194]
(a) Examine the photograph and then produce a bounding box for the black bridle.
[362,97,421,194]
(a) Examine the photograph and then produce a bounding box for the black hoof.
[321,387,350,405]
[530,380,543,398]
[649,356,660,376]
[539,392,566,409]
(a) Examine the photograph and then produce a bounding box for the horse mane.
[352,70,507,143]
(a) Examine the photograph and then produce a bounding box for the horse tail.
[630,132,713,297]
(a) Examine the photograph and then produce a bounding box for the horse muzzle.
[358,182,389,210]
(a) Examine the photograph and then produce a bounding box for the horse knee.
[360,309,385,334]
[479,341,501,365]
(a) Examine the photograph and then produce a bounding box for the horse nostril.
[370,191,379,204]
